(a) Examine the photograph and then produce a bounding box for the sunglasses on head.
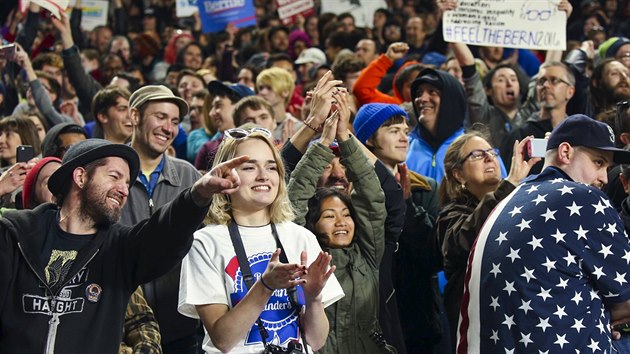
[224,127,272,140]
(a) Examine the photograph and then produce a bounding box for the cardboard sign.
[320,0,387,28]
[177,0,199,18]
[31,0,70,19]
[443,0,567,50]
[197,0,256,33]
[276,0,315,26]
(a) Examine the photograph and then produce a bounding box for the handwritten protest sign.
[276,0,315,26]
[443,0,567,50]
[197,0,256,33]
[177,0,198,18]
[320,0,386,28]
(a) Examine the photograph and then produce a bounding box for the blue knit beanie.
[353,103,408,144]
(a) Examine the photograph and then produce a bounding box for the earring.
[459,183,467,191]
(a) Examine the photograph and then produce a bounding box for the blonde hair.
[256,67,295,106]
[205,132,294,225]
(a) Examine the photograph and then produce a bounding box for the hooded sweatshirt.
[406,69,467,183]
[40,123,87,158]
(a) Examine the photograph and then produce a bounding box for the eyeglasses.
[536,76,572,87]
[224,127,272,140]
[462,148,499,162]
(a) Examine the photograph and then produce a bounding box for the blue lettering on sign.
[446,25,559,48]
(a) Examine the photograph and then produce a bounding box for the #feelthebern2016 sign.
[443,0,567,51]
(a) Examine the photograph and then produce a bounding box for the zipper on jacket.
[45,310,60,354]
[149,198,154,215]
[18,242,100,354]
[432,153,436,167]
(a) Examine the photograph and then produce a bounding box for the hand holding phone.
[526,138,547,159]
[16,145,35,163]
[0,43,16,59]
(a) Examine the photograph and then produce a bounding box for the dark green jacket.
[288,137,393,354]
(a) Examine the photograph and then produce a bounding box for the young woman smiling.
[179,128,343,354]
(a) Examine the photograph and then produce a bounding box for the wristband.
[260,276,274,292]
[304,120,320,132]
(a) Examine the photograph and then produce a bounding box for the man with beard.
[564,45,630,117]
[590,59,630,117]
[500,62,576,174]
[121,85,202,354]
[0,137,247,353]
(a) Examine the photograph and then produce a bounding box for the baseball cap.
[129,85,189,119]
[411,68,444,96]
[547,114,630,164]
[48,139,140,197]
[207,81,255,102]
[295,48,327,65]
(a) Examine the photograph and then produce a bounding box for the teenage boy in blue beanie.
[354,103,443,353]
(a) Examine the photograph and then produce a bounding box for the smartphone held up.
[16,145,35,163]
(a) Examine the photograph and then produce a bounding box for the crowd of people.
[1,0,630,353]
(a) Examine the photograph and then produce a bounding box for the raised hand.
[50,11,74,49]
[190,155,250,206]
[10,43,30,68]
[558,0,573,18]
[396,163,412,200]
[260,249,309,290]
[580,40,596,60]
[0,162,36,196]
[335,88,351,141]
[301,251,335,302]
[506,136,541,186]
[385,42,410,62]
[319,109,339,147]
[306,71,343,132]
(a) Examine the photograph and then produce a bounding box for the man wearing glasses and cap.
[0,130,250,352]
[459,115,630,353]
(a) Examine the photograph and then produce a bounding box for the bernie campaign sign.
[198,0,256,33]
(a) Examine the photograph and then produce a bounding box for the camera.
[263,341,304,354]
[526,138,547,158]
